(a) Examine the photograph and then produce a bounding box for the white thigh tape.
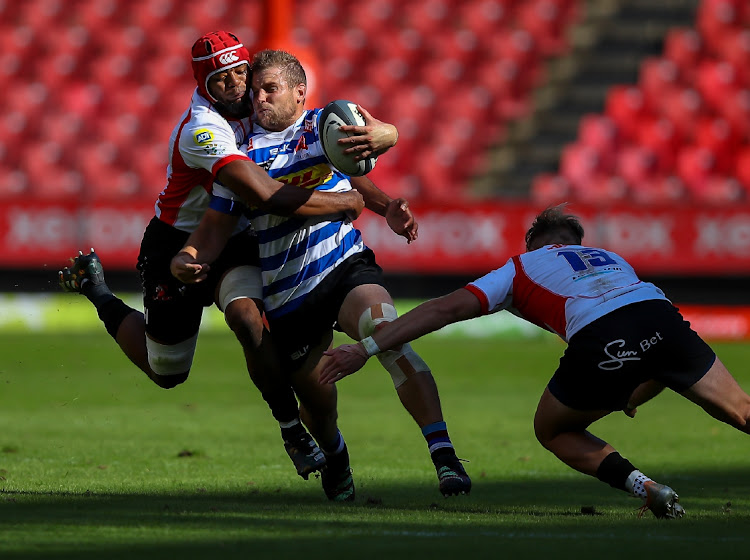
[147,332,199,375]
[218,265,263,311]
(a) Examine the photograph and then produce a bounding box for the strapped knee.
[358,304,430,389]
[146,333,198,388]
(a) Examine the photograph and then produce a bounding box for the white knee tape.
[218,265,263,311]
[358,303,398,339]
[147,333,199,375]
[357,304,429,388]
[376,343,430,388]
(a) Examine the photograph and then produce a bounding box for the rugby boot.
[321,445,355,502]
[59,249,105,293]
[434,451,472,497]
[284,431,327,480]
[638,481,685,519]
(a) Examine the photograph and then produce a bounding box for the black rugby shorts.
[268,249,384,373]
[548,299,716,411]
[136,217,259,344]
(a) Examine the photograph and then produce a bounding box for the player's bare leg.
[338,284,471,497]
[534,387,684,518]
[223,296,326,479]
[623,380,666,417]
[292,335,354,501]
[680,357,750,433]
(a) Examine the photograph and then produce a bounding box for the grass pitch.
[1,310,749,559]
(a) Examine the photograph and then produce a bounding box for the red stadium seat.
[658,87,706,139]
[414,143,470,201]
[577,113,620,169]
[401,0,452,37]
[713,29,750,86]
[421,28,479,66]
[733,146,750,191]
[475,58,533,120]
[516,0,576,56]
[634,116,684,171]
[604,85,652,142]
[616,144,660,187]
[457,0,516,37]
[75,0,123,30]
[734,145,750,194]
[417,55,470,92]
[294,0,341,37]
[693,116,741,173]
[695,60,745,113]
[663,28,705,82]
[676,144,725,195]
[21,141,83,200]
[638,57,682,109]
[560,143,611,188]
[343,0,399,36]
[484,28,540,71]
[530,173,572,206]
[127,0,178,30]
[18,0,65,27]
[697,0,746,55]
[714,88,750,138]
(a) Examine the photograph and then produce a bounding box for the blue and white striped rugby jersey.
[211,108,367,320]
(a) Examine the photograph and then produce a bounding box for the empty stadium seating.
[3,0,748,206]
[539,0,750,206]
[0,0,586,203]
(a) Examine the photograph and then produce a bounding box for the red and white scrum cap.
[191,30,250,102]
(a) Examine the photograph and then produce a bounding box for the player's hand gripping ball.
[319,100,377,176]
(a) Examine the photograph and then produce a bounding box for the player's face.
[251,66,304,131]
[208,63,251,119]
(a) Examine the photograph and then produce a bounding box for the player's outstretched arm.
[349,176,418,243]
[217,159,365,219]
[337,105,398,160]
[171,208,238,284]
[320,288,482,384]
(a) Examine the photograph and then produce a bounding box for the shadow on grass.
[1,466,749,559]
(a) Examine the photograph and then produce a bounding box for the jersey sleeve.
[179,119,250,176]
[465,258,516,315]
[209,183,247,216]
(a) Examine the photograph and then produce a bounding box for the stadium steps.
[474,0,700,199]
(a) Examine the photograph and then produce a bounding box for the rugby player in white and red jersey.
[321,204,750,519]
[58,30,397,481]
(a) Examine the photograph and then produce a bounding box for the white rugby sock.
[625,470,653,498]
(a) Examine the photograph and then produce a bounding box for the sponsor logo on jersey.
[278,163,333,189]
[194,129,213,145]
[304,117,314,133]
[295,134,308,153]
[203,144,227,156]
[247,137,253,151]
[218,50,240,65]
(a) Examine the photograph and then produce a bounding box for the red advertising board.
[3,200,750,276]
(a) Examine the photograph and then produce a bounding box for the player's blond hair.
[251,49,307,88]
[525,204,584,251]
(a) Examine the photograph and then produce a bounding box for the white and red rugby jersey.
[154,89,251,232]
[465,244,669,341]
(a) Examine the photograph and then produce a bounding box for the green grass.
[1,325,749,559]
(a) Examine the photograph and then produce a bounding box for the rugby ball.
[319,100,377,177]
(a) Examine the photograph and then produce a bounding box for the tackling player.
[321,204,750,518]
